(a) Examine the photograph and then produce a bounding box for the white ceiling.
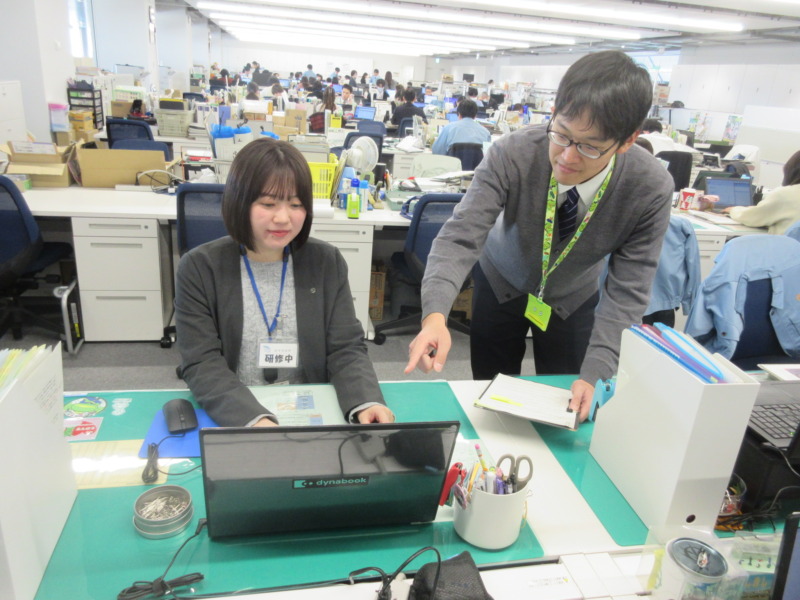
[184,0,800,56]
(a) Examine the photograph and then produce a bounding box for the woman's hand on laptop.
[356,405,396,424]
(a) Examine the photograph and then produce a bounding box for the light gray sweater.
[422,125,674,383]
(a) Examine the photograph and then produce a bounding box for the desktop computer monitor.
[463,74,475,83]
[279,79,290,88]
[333,84,343,94]
[424,94,436,104]
[413,102,426,108]
[446,113,459,122]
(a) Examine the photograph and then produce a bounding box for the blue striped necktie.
[559,187,580,241]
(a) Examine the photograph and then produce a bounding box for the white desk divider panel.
[590,329,759,542]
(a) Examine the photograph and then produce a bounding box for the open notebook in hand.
[474,373,578,430]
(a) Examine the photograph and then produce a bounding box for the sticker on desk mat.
[64,417,103,441]
[64,395,107,417]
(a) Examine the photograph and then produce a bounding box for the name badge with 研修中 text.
[258,342,299,368]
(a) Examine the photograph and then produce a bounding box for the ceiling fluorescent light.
[201,4,574,45]
[216,17,502,50]
[227,30,438,56]
[198,0,595,40]
[220,22,481,53]
[436,0,743,33]
[212,12,530,49]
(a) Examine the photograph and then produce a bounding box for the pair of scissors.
[496,454,533,492]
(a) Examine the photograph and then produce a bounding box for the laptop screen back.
[354,105,376,120]
[200,421,460,538]
[772,512,800,599]
[706,177,753,210]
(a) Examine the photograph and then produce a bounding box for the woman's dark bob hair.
[222,138,314,252]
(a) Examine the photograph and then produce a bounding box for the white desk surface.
[24,186,410,227]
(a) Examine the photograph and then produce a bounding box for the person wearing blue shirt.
[302,64,316,79]
[431,100,491,155]
[369,69,380,85]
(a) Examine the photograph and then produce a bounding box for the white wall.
[191,19,210,71]
[1,0,74,141]
[155,5,192,91]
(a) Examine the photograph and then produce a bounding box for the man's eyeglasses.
[546,122,617,160]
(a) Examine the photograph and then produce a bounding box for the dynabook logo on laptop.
[292,476,370,489]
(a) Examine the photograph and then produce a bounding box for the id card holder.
[524,294,552,331]
[258,340,299,369]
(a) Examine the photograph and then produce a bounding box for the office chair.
[785,220,800,243]
[642,215,701,328]
[162,183,228,350]
[684,235,800,370]
[0,175,76,345]
[656,150,693,191]
[410,154,461,178]
[111,139,173,161]
[372,193,469,345]
[357,120,386,136]
[397,118,414,137]
[447,143,484,171]
[106,117,154,148]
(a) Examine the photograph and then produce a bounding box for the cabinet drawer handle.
[339,247,360,254]
[314,228,364,237]
[88,223,145,231]
[89,242,144,249]
[94,295,148,301]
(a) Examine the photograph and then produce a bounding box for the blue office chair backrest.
[447,143,484,171]
[176,183,228,255]
[656,150,693,191]
[106,117,154,148]
[0,176,43,289]
[404,193,464,280]
[357,120,387,135]
[729,278,784,368]
[785,220,800,243]
[343,132,383,152]
[112,139,173,161]
[397,118,414,138]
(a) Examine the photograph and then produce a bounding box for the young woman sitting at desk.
[174,139,394,427]
[722,150,800,234]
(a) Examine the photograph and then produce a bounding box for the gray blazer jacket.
[422,125,675,383]
[175,236,384,426]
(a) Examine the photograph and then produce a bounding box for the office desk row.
[24,187,762,344]
[37,377,652,600]
[24,187,411,343]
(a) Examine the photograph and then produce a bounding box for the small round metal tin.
[133,485,193,539]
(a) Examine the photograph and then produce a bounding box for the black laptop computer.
[772,512,800,599]
[705,177,754,212]
[200,421,460,539]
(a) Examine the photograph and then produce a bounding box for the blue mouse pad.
[138,407,218,458]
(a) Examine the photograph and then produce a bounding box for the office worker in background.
[722,149,800,234]
[391,84,405,112]
[467,87,484,108]
[271,84,286,112]
[175,139,394,428]
[371,79,389,103]
[245,81,260,101]
[392,89,427,126]
[431,100,490,155]
[638,118,677,155]
[314,86,339,116]
[406,51,674,423]
[302,64,316,79]
[370,69,380,84]
[384,71,396,92]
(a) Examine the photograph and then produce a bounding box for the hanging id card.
[258,341,299,369]
[524,294,552,331]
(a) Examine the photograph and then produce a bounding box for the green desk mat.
[521,375,649,547]
[39,383,540,600]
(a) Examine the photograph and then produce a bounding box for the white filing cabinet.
[696,233,725,280]
[311,223,373,335]
[0,81,27,146]
[389,152,417,179]
[72,217,173,342]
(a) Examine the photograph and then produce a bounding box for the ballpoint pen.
[474,443,489,472]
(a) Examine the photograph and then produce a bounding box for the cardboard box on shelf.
[75,146,176,188]
[272,126,299,140]
[54,130,76,146]
[68,111,94,131]
[3,141,78,188]
[110,100,133,118]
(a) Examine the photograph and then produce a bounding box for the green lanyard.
[538,155,615,300]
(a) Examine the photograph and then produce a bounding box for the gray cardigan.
[422,125,674,383]
[175,236,384,426]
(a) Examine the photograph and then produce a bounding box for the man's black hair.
[554,51,653,144]
[457,99,478,119]
[467,87,478,97]
[403,88,416,103]
[641,118,663,133]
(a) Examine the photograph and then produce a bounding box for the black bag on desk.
[409,551,493,600]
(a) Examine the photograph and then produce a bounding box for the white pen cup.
[453,483,528,550]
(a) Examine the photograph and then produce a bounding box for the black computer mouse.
[162,398,198,434]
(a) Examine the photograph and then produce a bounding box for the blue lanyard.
[242,247,289,339]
